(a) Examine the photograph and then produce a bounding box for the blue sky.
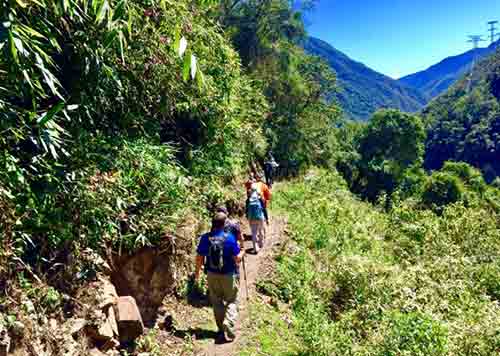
[305,1,500,78]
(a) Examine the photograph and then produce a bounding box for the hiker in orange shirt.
[255,174,271,208]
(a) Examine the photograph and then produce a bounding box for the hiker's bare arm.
[237,232,244,248]
[194,255,204,280]
[234,250,245,264]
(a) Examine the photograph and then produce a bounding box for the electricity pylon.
[468,35,486,49]
[488,21,499,44]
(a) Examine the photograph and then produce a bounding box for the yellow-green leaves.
[95,0,110,24]
[15,0,28,8]
[182,49,191,82]
[8,30,19,64]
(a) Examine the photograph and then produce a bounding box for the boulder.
[86,310,114,343]
[97,317,114,341]
[98,278,118,310]
[107,306,119,337]
[67,318,87,336]
[114,296,144,343]
[89,348,107,356]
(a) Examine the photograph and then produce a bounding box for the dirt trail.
[196,216,287,356]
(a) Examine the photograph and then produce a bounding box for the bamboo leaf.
[96,0,109,23]
[173,29,180,55]
[118,30,125,64]
[103,29,118,48]
[8,31,18,64]
[196,67,205,91]
[127,10,132,36]
[92,0,101,13]
[182,50,191,82]
[19,24,46,39]
[16,0,28,8]
[22,70,34,89]
[38,101,65,126]
[39,65,64,99]
[28,0,44,6]
[13,37,25,56]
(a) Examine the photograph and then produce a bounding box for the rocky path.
[195,216,287,356]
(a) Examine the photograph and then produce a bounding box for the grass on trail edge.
[239,169,500,356]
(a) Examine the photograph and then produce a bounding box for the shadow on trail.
[185,277,210,308]
[173,328,219,341]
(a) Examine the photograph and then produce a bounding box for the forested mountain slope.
[400,40,500,99]
[423,47,500,181]
[304,37,427,120]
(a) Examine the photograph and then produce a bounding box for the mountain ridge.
[303,37,427,120]
[399,40,500,99]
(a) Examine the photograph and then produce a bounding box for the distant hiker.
[264,152,279,187]
[216,206,243,248]
[195,212,244,342]
[255,174,272,208]
[246,184,269,254]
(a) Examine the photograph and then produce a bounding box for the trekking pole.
[242,255,249,302]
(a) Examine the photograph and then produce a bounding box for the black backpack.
[207,233,228,272]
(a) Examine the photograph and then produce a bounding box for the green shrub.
[379,311,448,356]
[441,161,487,194]
[422,172,465,208]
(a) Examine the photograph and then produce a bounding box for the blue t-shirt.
[197,229,240,275]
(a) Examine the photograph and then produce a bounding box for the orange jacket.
[255,181,271,204]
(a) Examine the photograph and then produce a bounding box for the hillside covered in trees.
[304,37,427,120]
[400,40,500,99]
[423,47,500,182]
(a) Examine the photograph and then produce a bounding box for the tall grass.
[244,169,500,356]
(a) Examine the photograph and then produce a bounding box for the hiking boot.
[224,324,236,342]
[215,330,226,344]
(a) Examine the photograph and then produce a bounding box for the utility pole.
[468,35,486,49]
[488,21,499,44]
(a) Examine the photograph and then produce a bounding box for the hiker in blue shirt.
[194,212,245,343]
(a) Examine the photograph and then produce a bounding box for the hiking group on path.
[193,157,278,345]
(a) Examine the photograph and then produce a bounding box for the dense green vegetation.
[424,48,500,182]
[243,169,500,355]
[0,0,339,291]
[0,0,266,278]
